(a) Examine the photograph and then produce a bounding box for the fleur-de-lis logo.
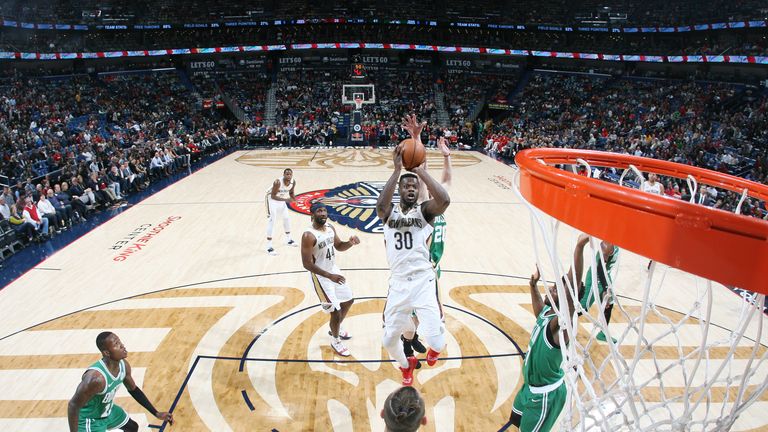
[242,297,522,430]
[289,181,392,233]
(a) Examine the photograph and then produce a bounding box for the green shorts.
[78,405,129,432]
[580,267,614,311]
[580,280,613,312]
[512,382,567,432]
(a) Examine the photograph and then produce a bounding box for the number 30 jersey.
[383,204,434,277]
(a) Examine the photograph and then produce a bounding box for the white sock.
[267,240,273,249]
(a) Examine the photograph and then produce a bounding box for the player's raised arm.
[417,153,429,203]
[572,234,591,288]
[412,164,450,223]
[376,145,403,222]
[124,360,174,426]
[549,234,590,344]
[437,136,452,188]
[67,371,105,432]
[401,114,426,145]
[331,225,360,252]
[529,267,545,317]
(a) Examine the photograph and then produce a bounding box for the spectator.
[47,188,73,227]
[0,196,10,220]
[37,192,62,233]
[55,183,86,222]
[22,196,49,239]
[8,203,37,242]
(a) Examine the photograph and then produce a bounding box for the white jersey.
[267,178,295,201]
[306,223,339,274]
[383,204,434,277]
[641,180,663,195]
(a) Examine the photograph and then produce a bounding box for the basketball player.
[640,173,664,196]
[68,332,173,432]
[381,386,428,431]
[301,202,361,356]
[266,168,297,255]
[401,136,452,367]
[510,234,589,432]
[377,114,450,386]
[579,239,620,343]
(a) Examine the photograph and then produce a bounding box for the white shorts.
[310,273,353,313]
[383,270,444,340]
[266,196,288,218]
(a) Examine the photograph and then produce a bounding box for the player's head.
[545,277,583,308]
[398,173,420,206]
[310,202,328,225]
[648,173,658,183]
[283,168,293,182]
[96,331,128,361]
[381,386,427,431]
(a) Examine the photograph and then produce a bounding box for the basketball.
[400,138,426,170]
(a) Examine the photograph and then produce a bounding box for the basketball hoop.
[513,149,768,432]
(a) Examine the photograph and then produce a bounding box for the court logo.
[488,174,512,190]
[289,181,398,233]
[245,296,520,430]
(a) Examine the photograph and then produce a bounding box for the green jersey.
[80,359,126,420]
[581,245,619,309]
[430,214,446,277]
[523,306,564,387]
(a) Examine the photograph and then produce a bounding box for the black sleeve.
[127,386,158,416]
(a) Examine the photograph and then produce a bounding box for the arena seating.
[482,71,768,218]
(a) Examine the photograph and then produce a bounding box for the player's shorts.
[511,380,566,432]
[580,270,612,311]
[78,405,129,432]
[266,196,288,218]
[310,273,353,313]
[383,270,444,340]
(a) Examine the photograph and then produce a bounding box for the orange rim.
[515,148,768,295]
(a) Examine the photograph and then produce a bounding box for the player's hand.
[577,233,591,246]
[530,267,541,287]
[409,162,426,175]
[401,114,426,139]
[349,236,360,245]
[156,412,174,425]
[329,274,346,284]
[393,144,404,171]
[437,137,451,157]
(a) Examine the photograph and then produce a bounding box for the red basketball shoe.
[426,348,440,366]
[400,356,418,386]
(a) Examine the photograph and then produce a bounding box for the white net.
[353,96,364,110]
[514,165,768,432]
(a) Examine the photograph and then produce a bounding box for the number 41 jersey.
[307,223,339,274]
[383,204,434,276]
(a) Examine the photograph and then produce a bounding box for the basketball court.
[0,148,765,431]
